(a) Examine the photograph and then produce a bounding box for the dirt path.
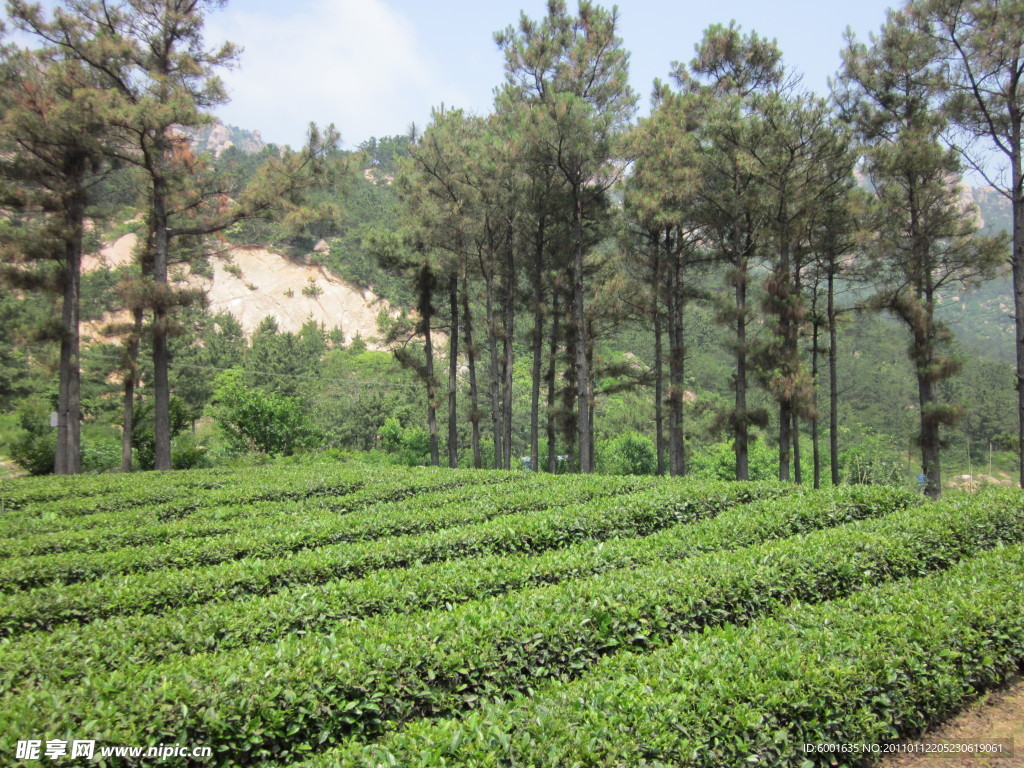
[0,456,22,479]
[879,676,1023,767]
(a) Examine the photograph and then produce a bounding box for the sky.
[203,0,901,151]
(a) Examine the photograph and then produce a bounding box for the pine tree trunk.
[918,370,942,500]
[734,250,750,481]
[461,259,482,469]
[666,236,685,477]
[529,303,544,473]
[914,278,942,500]
[653,267,666,476]
[55,188,85,475]
[792,410,802,485]
[676,259,687,477]
[791,264,803,486]
[121,308,143,473]
[563,310,578,469]
[1011,132,1024,489]
[778,401,792,482]
[586,324,596,473]
[502,242,515,471]
[151,176,172,472]
[529,222,546,473]
[447,274,459,469]
[484,266,503,469]
[423,290,439,468]
[121,376,135,473]
[828,265,840,486]
[572,190,592,473]
[776,239,793,483]
[811,318,821,489]
[546,291,561,473]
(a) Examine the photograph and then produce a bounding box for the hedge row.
[0,468,243,510]
[0,475,645,589]
[0,471,526,558]
[0,467,509,541]
[317,541,1024,768]
[0,479,779,636]
[0,464,376,515]
[3,492,1019,766]
[0,484,914,688]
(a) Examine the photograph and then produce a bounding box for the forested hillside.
[0,0,1020,497]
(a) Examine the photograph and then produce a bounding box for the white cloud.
[205,0,464,149]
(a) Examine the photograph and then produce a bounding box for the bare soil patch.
[879,676,1023,767]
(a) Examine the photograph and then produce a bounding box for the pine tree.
[496,0,636,473]
[745,91,855,482]
[0,23,112,474]
[670,23,784,480]
[10,0,239,470]
[623,87,702,476]
[837,8,1005,498]
[911,0,1024,487]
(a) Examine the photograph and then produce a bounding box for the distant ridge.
[187,119,267,157]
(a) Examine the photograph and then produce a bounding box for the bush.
[379,417,431,466]
[171,434,210,470]
[131,397,191,471]
[840,435,904,485]
[689,439,780,481]
[210,370,321,457]
[7,398,55,476]
[81,438,122,473]
[9,432,56,476]
[596,431,657,475]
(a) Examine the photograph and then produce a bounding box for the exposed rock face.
[82,233,138,272]
[972,185,1012,234]
[196,247,391,347]
[82,239,392,349]
[189,120,266,158]
[362,168,394,185]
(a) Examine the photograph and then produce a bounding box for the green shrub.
[210,370,321,457]
[4,491,1013,766]
[7,398,55,476]
[9,431,55,476]
[0,485,911,686]
[332,542,1024,768]
[171,434,210,470]
[131,397,191,470]
[379,417,430,466]
[597,431,657,475]
[841,435,904,485]
[689,439,780,481]
[80,438,121,473]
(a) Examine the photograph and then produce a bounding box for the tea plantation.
[1,464,1022,766]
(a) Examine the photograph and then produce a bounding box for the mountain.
[972,185,1013,237]
[938,184,1015,361]
[82,234,393,349]
[188,120,267,157]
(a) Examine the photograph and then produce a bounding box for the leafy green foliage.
[6,397,56,476]
[310,348,421,452]
[0,475,781,634]
[689,439,781,481]
[596,430,657,475]
[0,465,1016,768]
[840,434,905,485]
[0,483,912,689]
[379,416,431,466]
[130,396,190,471]
[331,537,1024,768]
[210,369,320,457]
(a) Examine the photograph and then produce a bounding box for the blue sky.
[207,0,900,149]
